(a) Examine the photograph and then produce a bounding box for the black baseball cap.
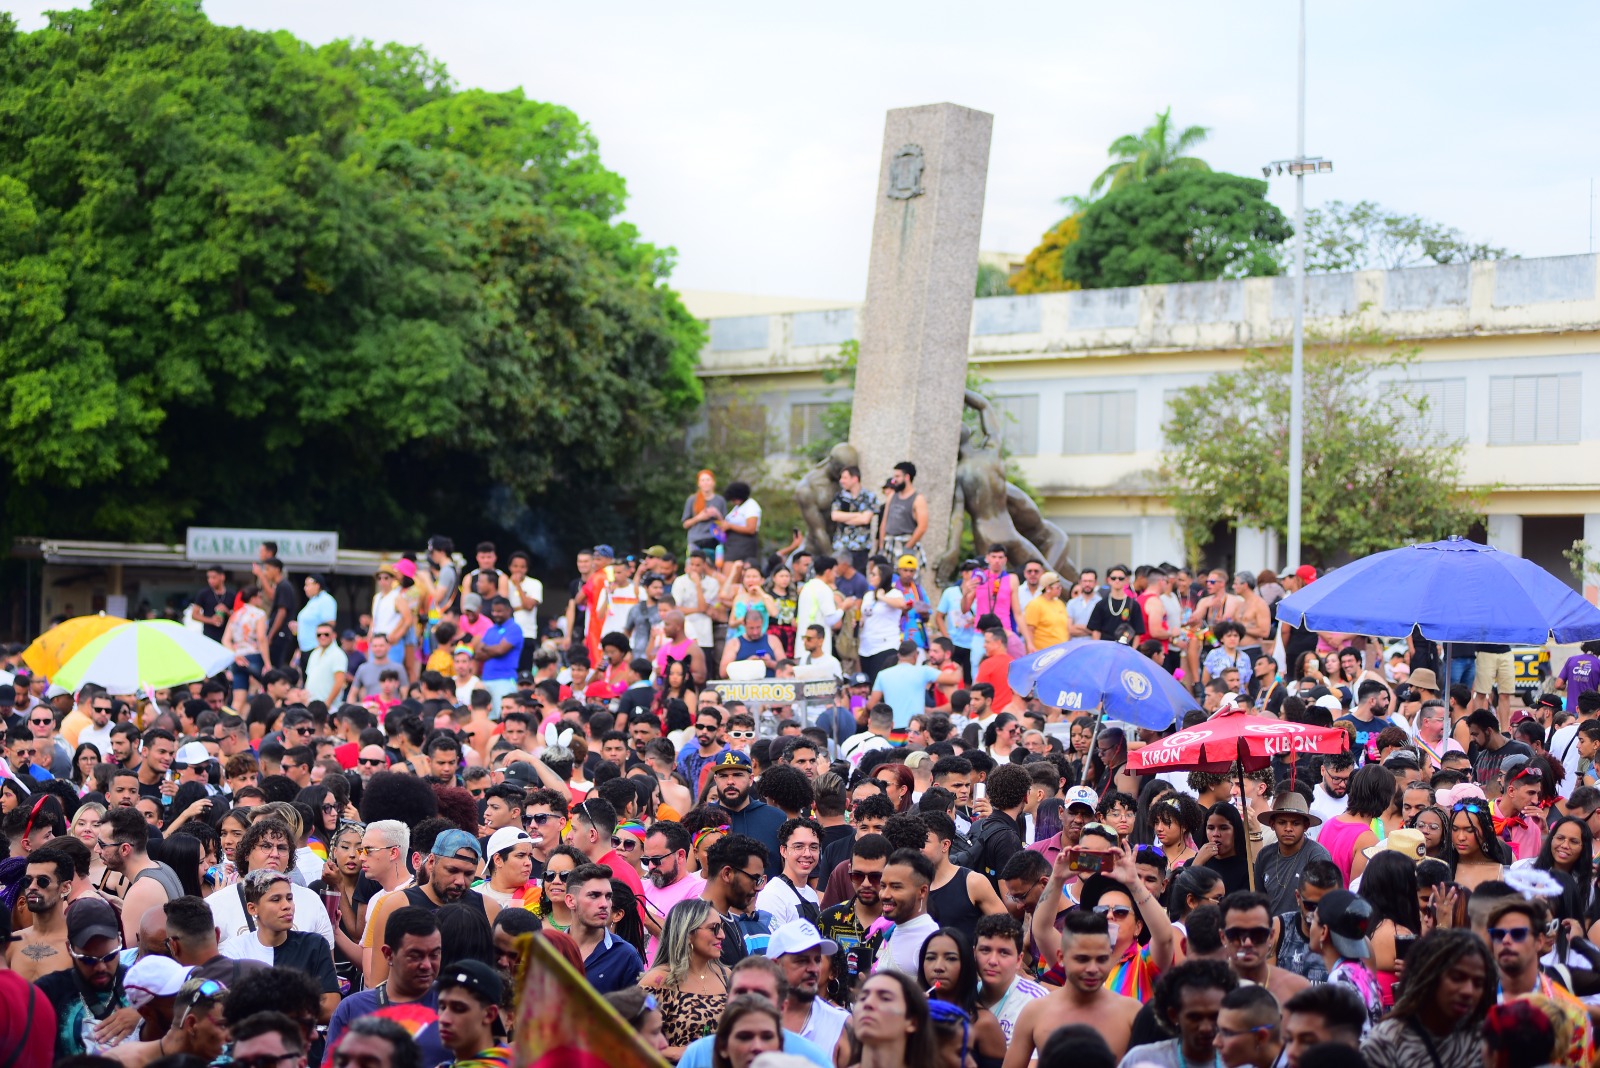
[1314,889,1373,960]
[436,959,503,1005]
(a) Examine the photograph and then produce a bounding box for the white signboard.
[185,527,340,567]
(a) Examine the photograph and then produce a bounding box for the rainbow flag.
[512,933,669,1068]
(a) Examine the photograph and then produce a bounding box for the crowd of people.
[3,472,1600,1068]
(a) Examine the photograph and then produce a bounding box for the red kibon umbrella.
[1128,704,1349,775]
[1128,702,1349,886]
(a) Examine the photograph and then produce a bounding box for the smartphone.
[973,782,987,801]
[1063,848,1114,874]
[1393,933,1416,962]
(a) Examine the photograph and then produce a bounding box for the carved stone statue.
[935,390,1075,581]
[794,442,861,556]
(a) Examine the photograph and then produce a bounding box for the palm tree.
[1087,108,1212,197]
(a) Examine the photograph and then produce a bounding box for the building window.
[1489,373,1581,445]
[991,394,1040,455]
[1063,391,1136,454]
[1398,378,1466,443]
[1065,534,1133,576]
[1161,388,1184,445]
[788,402,832,453]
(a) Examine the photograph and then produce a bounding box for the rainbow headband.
[615,820,647,842]
[692,824,731,852]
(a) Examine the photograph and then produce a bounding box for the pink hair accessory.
[1437,782,1485,809]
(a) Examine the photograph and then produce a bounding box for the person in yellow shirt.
[1022,572,1070,653]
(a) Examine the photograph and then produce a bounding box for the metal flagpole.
[1287,0,1307,573]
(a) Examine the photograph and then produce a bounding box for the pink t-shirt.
[459,613,492,643]
[642,871,707,963]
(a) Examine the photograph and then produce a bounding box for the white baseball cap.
[486,826,533,857]
[765,919,838,960]
[125,955,192,1008]
[173,741,212,767]
[1064,785,1099,813]
[1314,694,1344,712]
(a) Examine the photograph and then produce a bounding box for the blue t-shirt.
[938,586,977,648]
[677,1030,831,1068]
[479,620,524,680]
[325,987,449,1068]
[874,662,939,728]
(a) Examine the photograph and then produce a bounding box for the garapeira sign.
[185,527,340,567]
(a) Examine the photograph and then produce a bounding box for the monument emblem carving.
[886,144,925,200]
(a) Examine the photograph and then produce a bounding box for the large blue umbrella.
[1275,536,1600,644]
[1008,639,1199,730]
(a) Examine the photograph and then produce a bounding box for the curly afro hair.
[755,764,815,818]
[432,785,479,835]
[358,770,439,827]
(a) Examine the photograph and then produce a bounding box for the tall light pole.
[1263,0,1331,572]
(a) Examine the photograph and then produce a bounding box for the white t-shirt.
[601,583,641,640]
[1550,722,1584,797]
[77,722,116,761]
[726,498,762,533]
[208,880,335,948]
[796,579,842,657]
[218,932,277,966]
[1308,784,1349,839]
[874,912,939,976]
[986,975,1049,1042]
[755,876,820,928]
[1017,583,1041,614]
[511,576,544,635]
[671,575,720,648]
[859,591,903,658]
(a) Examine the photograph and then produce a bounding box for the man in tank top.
[876,462,929,569]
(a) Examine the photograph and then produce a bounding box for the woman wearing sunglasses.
[1444,787,1511,890]
[641,898,730,1062]
[532,845,586,933]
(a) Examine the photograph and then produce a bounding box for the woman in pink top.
[1320,763,1397,884]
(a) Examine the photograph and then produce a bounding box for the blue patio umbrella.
[1009,638,1200,730]
[1274,536,1600,644]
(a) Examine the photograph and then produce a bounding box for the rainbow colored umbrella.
[22,614,131,678]
[53,620,232,693]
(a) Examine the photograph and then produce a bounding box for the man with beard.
[1220,890,1310,1005]
[768,919,849,1056]
[709,749,785,875]
[328,906,450,1068]
[700,833,776,964]
[1001,910,1143,1067]
[641,821,705,960]
[109,723,143,771]
[396,830,498,922]
[97,807,182,945]
[36,897,139,1059]
[870,848,939,976]
[1486,897,1594,1065]
[564,797,645,902]
[564,863,642,994]
[818,832,889,998]
[1308,751,1354,834]
[8,846,74,981]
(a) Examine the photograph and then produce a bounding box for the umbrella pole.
[1237,761,1257,891]
[1085,704,1106,789]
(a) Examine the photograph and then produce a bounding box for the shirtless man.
[9,847,74,981]
[1184,569,1243,686]
[1219,890,1309,1005]
[1001,909,1142,1067]
[1232,572,1274,663]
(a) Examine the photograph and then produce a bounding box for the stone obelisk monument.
[850,103,993,564]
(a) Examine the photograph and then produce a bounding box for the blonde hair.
[653,897,717,988]
[254,802,303,842]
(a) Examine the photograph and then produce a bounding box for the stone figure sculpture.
[935,390,1075,581]
[795,442,861,556]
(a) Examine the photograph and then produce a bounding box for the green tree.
[1062,171,1290,289]
[1088,107,1212,198]
[975,261,1015,298]
[0,0,701,555]
[1301,199,1512,273]
[1157,327,1485,566]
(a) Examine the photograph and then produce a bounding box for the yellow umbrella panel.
[21,614,131,679]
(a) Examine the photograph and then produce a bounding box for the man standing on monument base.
[877,462,928,569]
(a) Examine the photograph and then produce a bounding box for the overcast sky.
[11,2,1600,301]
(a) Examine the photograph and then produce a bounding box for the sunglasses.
[544,871,570,884]
[1135,843,1166,858]
[849,869,883,885]
[1108,574,1128,582]
[1487,926,1533,944]
[640,853,672,869]
[727,730,755,740]
[528,813,562,825]
[29,718,52,727]
[291,726,314,736]
[358,758,386,767]
[20,874,55,888]
[1225,926,1272,945]
[1093,904,1133,921]
[1452,801,1488,814]
[72,947,122,966]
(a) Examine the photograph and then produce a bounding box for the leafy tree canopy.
[1158,328,1484,567]
[1302,198,1512,274]
[1010,214,1082,295]
[1062,171,1290,289]
[0,0,702,555]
